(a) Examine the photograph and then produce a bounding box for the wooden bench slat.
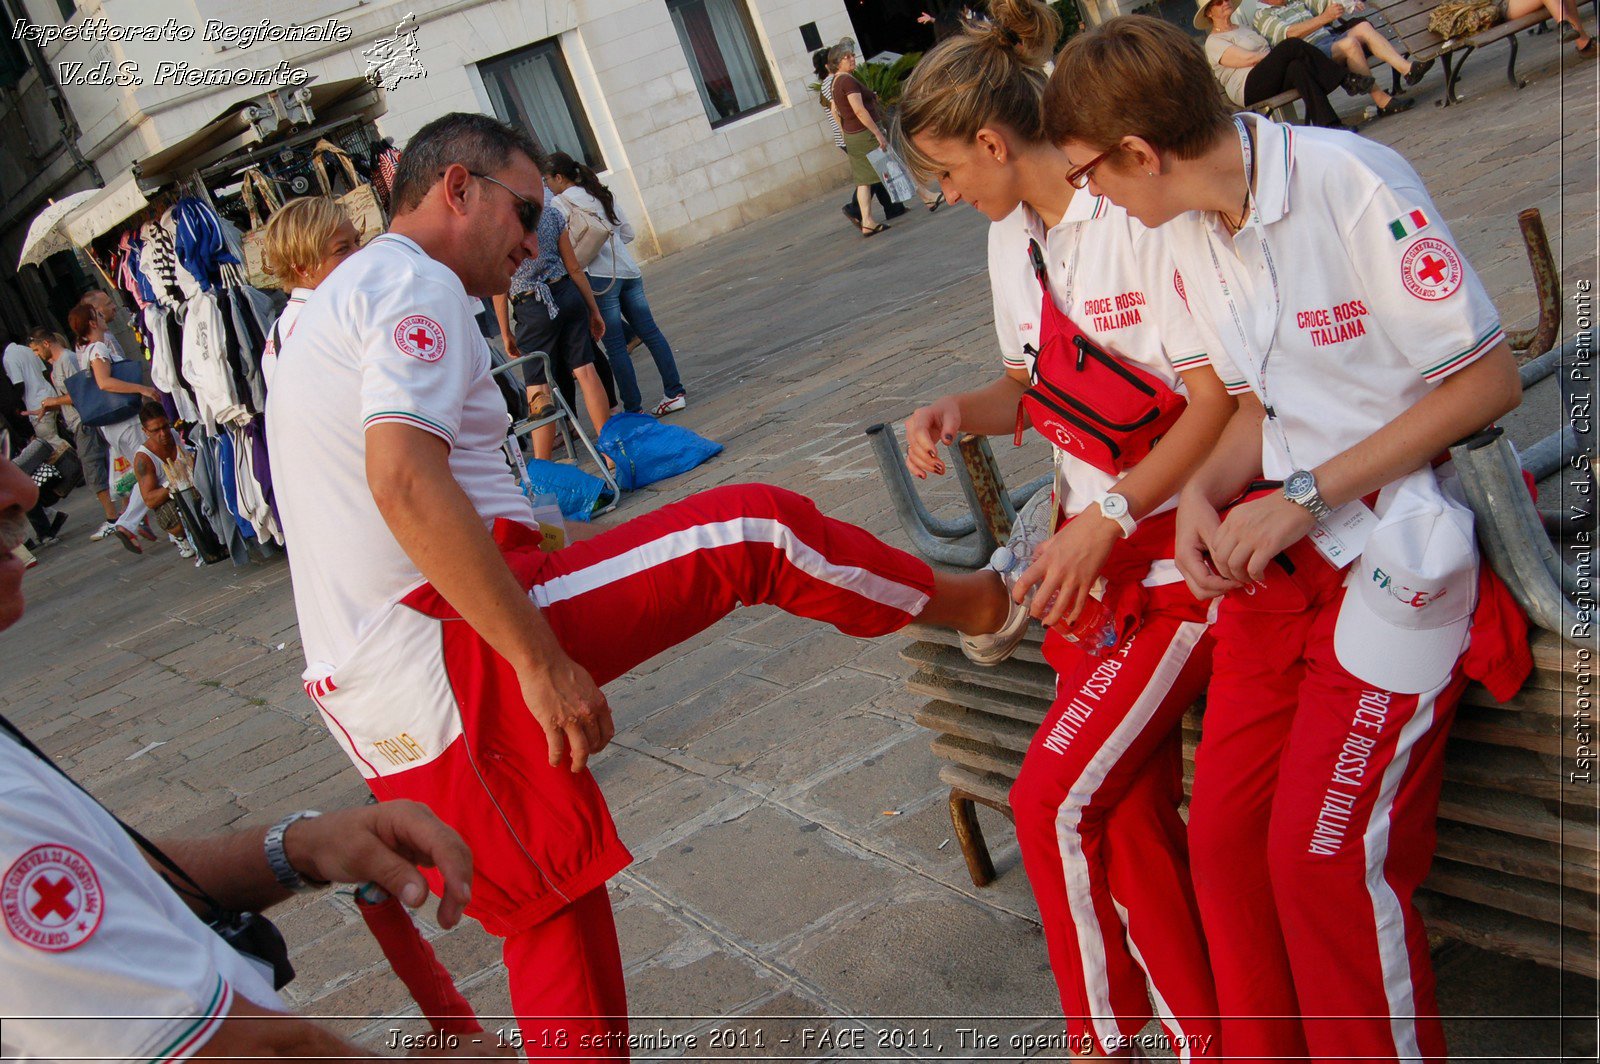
[1434,821,1600,893]
[908,672,1051,728]
[1416,893,1598,978]
[931,733,1026,779]
[916,701,1038,754]
[1425,858,1598,932]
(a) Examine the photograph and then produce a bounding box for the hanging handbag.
[238,168,283,290]
[560,194,619,294]
[312,138,387,246]
[1014,239,1187,476]
[63,358,144,427]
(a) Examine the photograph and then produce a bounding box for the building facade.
[0,0,863,337]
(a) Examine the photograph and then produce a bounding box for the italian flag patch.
[1389,208,1431,241]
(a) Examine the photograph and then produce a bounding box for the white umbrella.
[17,188,102,268]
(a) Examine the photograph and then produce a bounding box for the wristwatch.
[1095,491,1137,538]
[264,810,327,892]
[1283,469,1334,520]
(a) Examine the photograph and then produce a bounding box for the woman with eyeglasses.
[1045,17,1528,1063]
[895,0,1235,1054]
[490,164,616,460]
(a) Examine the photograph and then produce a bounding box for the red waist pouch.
[1014,238,1187,476]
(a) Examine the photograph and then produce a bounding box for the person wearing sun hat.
[1196,0,1371,129]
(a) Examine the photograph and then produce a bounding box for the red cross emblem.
[394,315,447,362]
[1401,237,1462,302]
[4,844,103,951]
[29,875,75,921]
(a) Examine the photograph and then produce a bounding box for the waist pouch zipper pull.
[1014,399,1028,447]
[1073,335,1089,372]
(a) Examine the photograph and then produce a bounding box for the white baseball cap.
[1333,479,1479,695]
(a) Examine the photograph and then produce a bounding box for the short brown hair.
[1043,15,1232,161]
[894,0,1060,183]
[388,112,541,217]
[263,197,347,290]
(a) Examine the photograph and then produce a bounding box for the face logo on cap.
[394,315,446,362]
[1370,565,1447,609]
[1400,238,1463,302]
[4,844,104,951]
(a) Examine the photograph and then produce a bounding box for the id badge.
[1309,499,1379,568]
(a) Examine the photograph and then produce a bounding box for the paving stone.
[739,711,905,790]
[613,897,693,969]
[623,949,781,1023]
[610,773,749,855]
[609,637,776,731]
[632,671,787,752]
[785,894,1056,1022]
[686,669,892,769]
[797,727,948,828]
[590,743,687,812]
[633,805,899,944]
[692,992,831,1060]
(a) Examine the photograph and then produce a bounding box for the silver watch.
[264,810,325,892]
[1283,469,1333,520]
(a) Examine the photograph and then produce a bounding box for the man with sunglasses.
[266,112,1016,1057]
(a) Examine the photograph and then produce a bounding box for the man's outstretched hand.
[518,652,616,773]
[283,802,474,928]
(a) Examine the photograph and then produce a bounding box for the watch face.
[1285,471,1315,499]
[1100,494,1129,518]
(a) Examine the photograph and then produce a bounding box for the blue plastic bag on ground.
[596,412,722,491]
[523,458,614,521]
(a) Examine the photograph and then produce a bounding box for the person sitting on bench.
[1238,0,1434,115]
[1201,0,1372,128]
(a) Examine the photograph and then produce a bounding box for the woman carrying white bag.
[543,152,690,417]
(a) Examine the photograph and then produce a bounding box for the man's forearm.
[148,827,290,916]
[367,424,565,678]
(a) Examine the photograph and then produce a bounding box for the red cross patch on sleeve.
[4,844,104,951]
[394,315,447,362]
[1400,238,1463,302]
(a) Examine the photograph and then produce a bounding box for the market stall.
[33,76,393,565]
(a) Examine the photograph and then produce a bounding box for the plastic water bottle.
[1052,595,1119,657]
[990,545,1118,658]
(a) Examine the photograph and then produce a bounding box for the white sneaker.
[171,534,196,559]
[652,394,687,416]
[89,520,118,542]
[960,490,1056,666]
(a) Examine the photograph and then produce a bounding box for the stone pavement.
[3,27,1596,1061]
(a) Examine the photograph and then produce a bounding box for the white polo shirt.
[1162,114,1504,481]
[260,287,311,391]
[989,193,1213,521]
[1,731,281,1062]
[267,233,534,681]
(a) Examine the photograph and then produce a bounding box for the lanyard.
[1027,206,1087,316]
[1203,116,1299,470]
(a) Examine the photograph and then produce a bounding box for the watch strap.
[1095,493,1137,538]
[264,810,325,891]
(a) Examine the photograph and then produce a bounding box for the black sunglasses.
[460,170,541,233]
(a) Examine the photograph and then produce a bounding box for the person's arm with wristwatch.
[1015,363,1237,628]
[1196,345,1521,585]
[147,802,472,922]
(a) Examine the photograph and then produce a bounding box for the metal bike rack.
[865,423,1049,567]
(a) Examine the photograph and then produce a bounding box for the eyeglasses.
[467,171,541,233]
[1065,143,1122,189]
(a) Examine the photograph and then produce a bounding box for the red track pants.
[503,483,936,1055]
[1188,552,1468,1064]
[1011,599,1220,1059]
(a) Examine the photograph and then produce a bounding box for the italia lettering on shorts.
[1400,237,1463,302]
[3,844,104,951]
[394,315,447,362]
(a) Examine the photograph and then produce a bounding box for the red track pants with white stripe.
[1010,590,1221,1060]
[498,483,935,1054]
[1189,550,1467,1064]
